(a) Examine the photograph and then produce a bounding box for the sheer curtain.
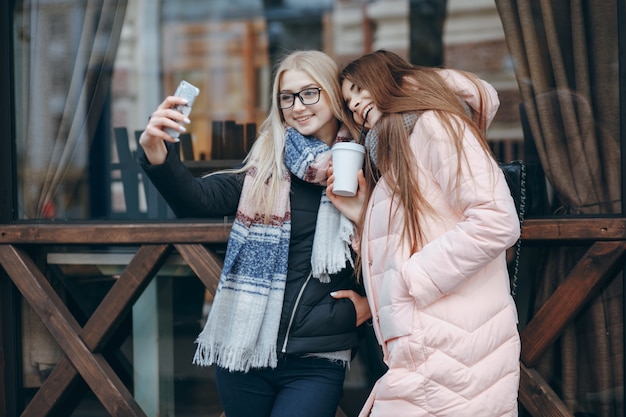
[14,0,128,389]
[15,0,127,219]
[495,0,623,416]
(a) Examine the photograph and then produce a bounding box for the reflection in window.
[13,0,339,220]
[14,1,128,220]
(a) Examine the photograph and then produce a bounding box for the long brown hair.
[340,50,496,256]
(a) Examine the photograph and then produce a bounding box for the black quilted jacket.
[138,143,362,355]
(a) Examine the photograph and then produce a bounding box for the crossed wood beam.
[1,219,625,417]
[0,241,223,416]
[518,220,626,417]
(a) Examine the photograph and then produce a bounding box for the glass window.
[11,0,622,221]
[13,0,342,220]
[13,0,527,221]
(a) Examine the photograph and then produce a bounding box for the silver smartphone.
[164,80,200,138]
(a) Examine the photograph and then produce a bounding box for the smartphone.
[164,80,200,139]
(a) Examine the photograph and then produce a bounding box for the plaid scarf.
[193,126,354,372]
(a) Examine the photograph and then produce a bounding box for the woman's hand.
[326,165,368,224]
[331,290,372,326]
[138,96,190,165]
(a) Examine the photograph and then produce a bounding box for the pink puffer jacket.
[359,70,521,417]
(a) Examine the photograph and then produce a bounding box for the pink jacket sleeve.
[437,68,500,128]
[400,112,520,308]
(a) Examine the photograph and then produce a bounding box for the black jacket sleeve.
[137,142,244,218]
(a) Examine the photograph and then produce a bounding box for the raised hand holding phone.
[164,80,199,139]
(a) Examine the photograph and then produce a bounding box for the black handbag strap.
[510,162,526,297]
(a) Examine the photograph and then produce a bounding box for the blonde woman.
[139,50,371,417]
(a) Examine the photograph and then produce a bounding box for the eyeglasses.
[278,87,322,109]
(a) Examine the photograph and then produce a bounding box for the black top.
[138,143,362,355]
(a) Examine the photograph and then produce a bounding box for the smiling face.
[341,79,382,130]
[279,69,337,145]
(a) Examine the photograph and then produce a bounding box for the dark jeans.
[215,354,346,417]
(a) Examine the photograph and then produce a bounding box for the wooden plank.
[80,245,171,348]
[0,223,231,244]
[244,122,256,153]
[3,218,623,245]
[231,123,245,159]
[520,241,626,366]
[174,244,223,299]
[522,218,626,241]
[519,363,574,417]
[0,245,146,416]
[223,121,237,159]
[184,159,242,176]
[113,127,142,218]
[179,133,195,161]
[23,245,170,415]
[211,120,224,159]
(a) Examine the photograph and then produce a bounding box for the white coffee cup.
[331,142,366,197]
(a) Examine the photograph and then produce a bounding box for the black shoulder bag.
[500,160,527,297]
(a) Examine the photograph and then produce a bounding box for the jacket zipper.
[281,271,312,353]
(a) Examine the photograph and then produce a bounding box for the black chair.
[111,127,190,219]
[211,120,256,159]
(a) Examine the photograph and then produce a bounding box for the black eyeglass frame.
[277,87,323,109]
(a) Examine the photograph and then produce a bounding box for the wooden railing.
[1,218,624,416]
[517,218,626,417]
[0,221,230,417]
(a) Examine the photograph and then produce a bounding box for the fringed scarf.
[193,126,355,372]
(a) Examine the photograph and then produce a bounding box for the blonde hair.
[215,50,343,221]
